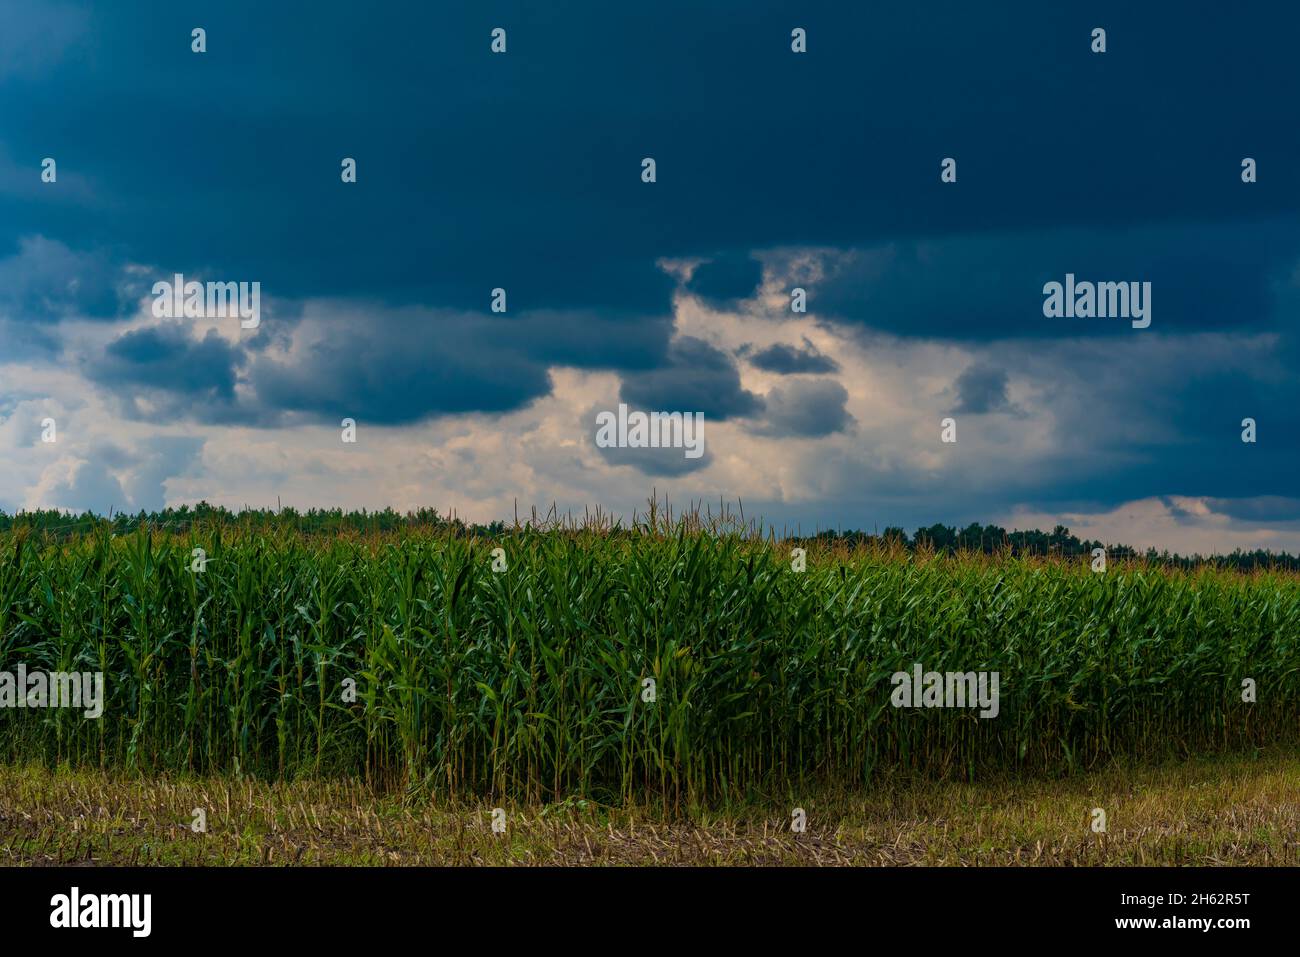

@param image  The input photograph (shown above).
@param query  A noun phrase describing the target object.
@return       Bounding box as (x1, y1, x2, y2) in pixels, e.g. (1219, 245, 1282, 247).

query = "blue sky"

(1, 1, 1298, 552)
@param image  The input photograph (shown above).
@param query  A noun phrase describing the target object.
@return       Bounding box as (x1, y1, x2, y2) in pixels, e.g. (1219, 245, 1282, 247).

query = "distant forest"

(0, 502, 1297, 572)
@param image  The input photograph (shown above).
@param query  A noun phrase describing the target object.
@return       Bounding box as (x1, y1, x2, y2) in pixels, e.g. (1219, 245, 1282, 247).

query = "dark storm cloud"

(1120, 366, 1300, 505)
(799, 220, 1300, 340)
(3, 0, 1300, 532)
(6, 2, 1296, 325)
(594, 440, 712, 477)
(87, 323, 246, 414)
(80, 306, 680, 427)
(619, 336, 762, 420)
(745, 339, 839, 374)
(1204, 497, 1300, 523)
(752, 379, 853, 438)
(684, 253, 763, 308)
(0, 237, 123, 321)
(246, 312, 555, 426)
(939, 337, 1300, 514)
(498, 309, 675, 372)
(952, 363, 1012, 414)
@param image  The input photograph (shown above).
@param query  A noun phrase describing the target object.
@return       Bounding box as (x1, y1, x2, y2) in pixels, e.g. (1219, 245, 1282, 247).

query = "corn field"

(1, 517, 1297, 807)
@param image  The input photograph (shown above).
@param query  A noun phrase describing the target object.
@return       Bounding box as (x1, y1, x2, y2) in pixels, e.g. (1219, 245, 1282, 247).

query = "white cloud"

(998, 496, 1300, 556)
(2, 251, 1298, 553)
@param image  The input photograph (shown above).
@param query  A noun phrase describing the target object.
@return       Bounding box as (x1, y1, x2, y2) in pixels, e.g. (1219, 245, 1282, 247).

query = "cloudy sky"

(1, 1, 1298, 553)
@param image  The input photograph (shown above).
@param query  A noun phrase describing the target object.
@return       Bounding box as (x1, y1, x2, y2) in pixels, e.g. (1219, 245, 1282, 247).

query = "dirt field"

(3, 748, 1297, 866)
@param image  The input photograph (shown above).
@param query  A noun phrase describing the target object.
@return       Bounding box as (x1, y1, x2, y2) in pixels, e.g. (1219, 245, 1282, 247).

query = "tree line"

(1, 504, 1296, 572)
